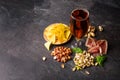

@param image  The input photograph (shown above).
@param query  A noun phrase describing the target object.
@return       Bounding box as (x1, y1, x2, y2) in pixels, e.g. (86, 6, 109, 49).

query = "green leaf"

(72, 47, 83, 53)
(96, 55, 106, 66)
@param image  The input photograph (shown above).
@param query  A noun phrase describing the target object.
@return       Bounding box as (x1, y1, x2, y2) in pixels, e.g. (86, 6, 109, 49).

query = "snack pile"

(43, 24, 108, 72)
(51, 46, 72, 63)
(73, 51, 95, 70)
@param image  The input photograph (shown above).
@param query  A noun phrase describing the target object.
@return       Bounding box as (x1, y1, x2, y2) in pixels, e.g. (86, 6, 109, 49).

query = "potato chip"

(44, 41, 51, 50)
(49, 34, 56, 43)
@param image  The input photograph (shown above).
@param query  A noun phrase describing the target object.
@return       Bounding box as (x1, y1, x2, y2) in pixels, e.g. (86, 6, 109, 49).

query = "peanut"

(51, 46, 72, 63)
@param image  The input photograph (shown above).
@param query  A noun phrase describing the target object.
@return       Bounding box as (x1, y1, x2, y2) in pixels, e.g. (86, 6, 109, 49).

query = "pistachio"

(98, 26, 103, 31)
(61, 64, 65, 68)
(42, 56, 47, 61)
(72, 67, 76, 71)
(88, 26, 91, 32)
(53, 56, 57, 60)
(87, 33, 91, 38)
(73, 52, 95, 70)
(95, 62, 98, 66)
(85, 26, 96, 38)
(84, 34, 88, 37)
(90, 26, 96, 32)
(90, 32, 95, 37)
(85, 70, 90, 75)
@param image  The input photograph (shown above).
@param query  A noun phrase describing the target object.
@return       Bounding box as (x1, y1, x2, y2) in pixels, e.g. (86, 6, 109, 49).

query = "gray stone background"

(0, 0, 120, 80)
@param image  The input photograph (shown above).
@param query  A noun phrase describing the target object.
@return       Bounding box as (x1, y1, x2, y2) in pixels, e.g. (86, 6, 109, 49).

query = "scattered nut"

(98, 26, 103, 31)
(53, 56, 57, 60)
(87, 33, 91, 38)
(95, 62, 98, 66)
(84, 34, 88, 37)
(61, 64, 65, 68)
(90, 32, 95, 37)
(42, 56, 47, 61)
(83, 50, 87, 54)
(72, 67, 76, 71)
(91, 26, 95, 32)
(85, 70, 90, 75)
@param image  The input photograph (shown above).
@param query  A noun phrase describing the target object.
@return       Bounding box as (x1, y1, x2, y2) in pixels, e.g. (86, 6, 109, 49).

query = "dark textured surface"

(0, 0, 120, 80)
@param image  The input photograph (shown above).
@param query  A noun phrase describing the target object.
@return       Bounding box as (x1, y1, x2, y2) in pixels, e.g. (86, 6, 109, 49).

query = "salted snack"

(51, 46, 72, 63)
(43, 23, 71, 45)
(73, 51, 95, 70)
(44, 41, 51, 50)
(85, 26, 96, 38)
(61, 63, 65, 68)
(42, 56, 47, 61)
(98, 26, 103, 32)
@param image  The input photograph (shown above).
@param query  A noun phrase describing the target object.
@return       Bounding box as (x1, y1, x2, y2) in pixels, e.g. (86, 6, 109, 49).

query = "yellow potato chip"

(65, 30, 71, 39)
(44, 41, 51, 50)
(49, 34, 56, 43)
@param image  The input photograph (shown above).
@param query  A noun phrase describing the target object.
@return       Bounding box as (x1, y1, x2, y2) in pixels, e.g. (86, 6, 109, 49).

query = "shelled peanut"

(51, 46, 72, 63)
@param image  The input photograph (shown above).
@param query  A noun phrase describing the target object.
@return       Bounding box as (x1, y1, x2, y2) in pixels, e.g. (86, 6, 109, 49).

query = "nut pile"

(51, 46, 72, 63)
(85, 26, 96, 38)
(85, 25, 104, 38)
(73, 51, 95, 70)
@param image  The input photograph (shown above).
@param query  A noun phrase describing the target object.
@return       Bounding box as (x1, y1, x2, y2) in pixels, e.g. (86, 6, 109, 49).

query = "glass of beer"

(70, 8, 89, 45)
